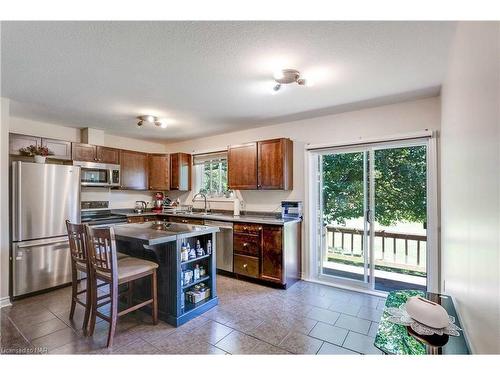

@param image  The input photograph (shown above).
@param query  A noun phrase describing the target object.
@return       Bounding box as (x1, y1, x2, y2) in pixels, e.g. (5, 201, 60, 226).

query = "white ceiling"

(1, 21, 455, 142)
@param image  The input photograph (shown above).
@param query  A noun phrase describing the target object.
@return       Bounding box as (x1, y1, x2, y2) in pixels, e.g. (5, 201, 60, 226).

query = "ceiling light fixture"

(137, 115, 167, 129)
(272, 69, 306, 92)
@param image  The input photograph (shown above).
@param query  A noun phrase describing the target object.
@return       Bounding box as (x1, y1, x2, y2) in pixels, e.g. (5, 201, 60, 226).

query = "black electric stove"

(81, 201, 128, 226)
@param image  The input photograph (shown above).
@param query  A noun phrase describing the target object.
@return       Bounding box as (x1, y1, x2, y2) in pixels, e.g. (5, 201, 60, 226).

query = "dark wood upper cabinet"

(72, 142, 97, 162)
(227, 142, 258, 190)
(96, 146, 120, 164)
(258, 138, 293, 190)
(9, 133, 41, 155)
(261, 225, 283, 283)
(72, 143, 119, 164)
(120, 150, 149, 190)
(148, 154, 170, 190)
(170, 153, 191, 191)
(41, 138, 72, 160)
(227, 138, 293, 190)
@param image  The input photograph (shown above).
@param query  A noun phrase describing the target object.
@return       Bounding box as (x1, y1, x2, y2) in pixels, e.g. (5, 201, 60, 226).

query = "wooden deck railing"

(326, 225, 427, 267)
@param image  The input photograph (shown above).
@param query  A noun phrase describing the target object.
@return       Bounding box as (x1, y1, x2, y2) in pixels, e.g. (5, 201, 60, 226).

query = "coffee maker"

(152, 192, 164, 213)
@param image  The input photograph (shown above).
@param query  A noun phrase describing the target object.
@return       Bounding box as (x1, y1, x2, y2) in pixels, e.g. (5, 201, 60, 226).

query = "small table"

(374, 290, 470, 354)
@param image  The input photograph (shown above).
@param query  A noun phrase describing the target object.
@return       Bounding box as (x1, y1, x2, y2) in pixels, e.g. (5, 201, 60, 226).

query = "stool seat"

(96, 257, 158, 282)
(117, 252, 130, 260)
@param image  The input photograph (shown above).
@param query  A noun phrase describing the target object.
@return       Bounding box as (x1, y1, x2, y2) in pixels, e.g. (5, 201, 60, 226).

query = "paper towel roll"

(233, 198, 240, 216)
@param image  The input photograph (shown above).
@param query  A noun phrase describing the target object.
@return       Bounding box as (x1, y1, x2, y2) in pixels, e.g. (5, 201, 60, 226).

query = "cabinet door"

(72, 143, 97, 162)
(127, 216, 145, 223)
(228, 142, 258, 189)
(9, 133, 41, 155)
(41, 138, 72, 160)
(167, 216, 203, 225)
(96, 146, 120, 164)
(261, 225, 283, 283)
(120, 150, 149, 190)
(148, 154, 170, 190)
(258, 138, 293, 190)
(170, 153, 191, 191)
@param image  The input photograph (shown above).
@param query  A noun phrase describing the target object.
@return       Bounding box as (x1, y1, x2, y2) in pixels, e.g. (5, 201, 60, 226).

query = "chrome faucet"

(192, 192, 208, 213)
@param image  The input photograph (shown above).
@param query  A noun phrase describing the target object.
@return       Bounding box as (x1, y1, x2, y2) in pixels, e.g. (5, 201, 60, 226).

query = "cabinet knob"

(243, 243, 248, 247)
(243, 227, 247, 231)
(258, 227, 262, 231)
(243, 264, 247, 268)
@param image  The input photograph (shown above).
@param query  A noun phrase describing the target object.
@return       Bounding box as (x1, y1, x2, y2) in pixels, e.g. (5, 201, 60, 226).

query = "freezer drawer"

(12, 236, 72, 297)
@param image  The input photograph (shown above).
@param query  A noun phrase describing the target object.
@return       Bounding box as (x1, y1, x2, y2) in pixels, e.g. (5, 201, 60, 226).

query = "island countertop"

(113, 221, 219, 246)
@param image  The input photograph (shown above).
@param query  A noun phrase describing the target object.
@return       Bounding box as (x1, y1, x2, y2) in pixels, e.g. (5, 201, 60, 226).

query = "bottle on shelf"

(187, 242, 196, 260)
(196, 239, 205, 257)
(194, 264, 200, 280)
(207, 240, 212, 255)
(181, 242, 189, 262)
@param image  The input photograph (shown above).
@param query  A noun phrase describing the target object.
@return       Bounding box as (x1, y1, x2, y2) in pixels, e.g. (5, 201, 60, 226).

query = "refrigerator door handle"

(17, 239, 69, 248)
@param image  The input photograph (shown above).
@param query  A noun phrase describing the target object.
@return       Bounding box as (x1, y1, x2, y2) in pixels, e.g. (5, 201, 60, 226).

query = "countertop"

(111, 209, 302, 226)
(113, 221, 219, 246)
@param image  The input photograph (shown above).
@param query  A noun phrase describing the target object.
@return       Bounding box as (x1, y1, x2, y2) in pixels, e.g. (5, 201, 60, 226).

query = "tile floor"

(0, 275, 386, 355)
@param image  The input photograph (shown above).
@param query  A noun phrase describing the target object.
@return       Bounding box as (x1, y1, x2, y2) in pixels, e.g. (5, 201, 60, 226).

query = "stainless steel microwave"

(73, 161, 120, 187)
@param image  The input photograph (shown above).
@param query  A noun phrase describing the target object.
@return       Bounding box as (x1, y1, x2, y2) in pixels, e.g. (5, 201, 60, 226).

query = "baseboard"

(0, 296, 12, 309)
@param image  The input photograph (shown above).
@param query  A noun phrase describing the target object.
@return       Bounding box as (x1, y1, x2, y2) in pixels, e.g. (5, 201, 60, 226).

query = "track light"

(272, 69, 306, 92)
(137, 115, 168, 129)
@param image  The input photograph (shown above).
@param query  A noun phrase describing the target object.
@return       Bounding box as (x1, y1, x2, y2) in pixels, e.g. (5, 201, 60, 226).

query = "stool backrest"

(84, 225, 119, 280)
(66, 220, 88, 264)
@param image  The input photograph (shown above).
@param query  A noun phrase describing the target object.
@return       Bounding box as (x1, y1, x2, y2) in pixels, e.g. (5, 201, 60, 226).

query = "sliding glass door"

(316, 141, 428, 292)
(319, 150, 371, 286)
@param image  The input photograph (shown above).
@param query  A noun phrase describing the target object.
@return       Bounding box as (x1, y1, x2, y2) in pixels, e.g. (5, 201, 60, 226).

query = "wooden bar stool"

(85, 225, 159, 347)
(65, 220, 93, 335)
(66, 221, 130, 335)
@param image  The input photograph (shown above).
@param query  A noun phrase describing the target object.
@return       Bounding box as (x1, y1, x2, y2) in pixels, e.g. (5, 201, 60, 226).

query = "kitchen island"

(113, 221, 219, 327)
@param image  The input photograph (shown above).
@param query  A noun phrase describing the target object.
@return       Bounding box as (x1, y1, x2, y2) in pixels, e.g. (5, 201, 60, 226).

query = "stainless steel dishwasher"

(204, 220, 233, 272)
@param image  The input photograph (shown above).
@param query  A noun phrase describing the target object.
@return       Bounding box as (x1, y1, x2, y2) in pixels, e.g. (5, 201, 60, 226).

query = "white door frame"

(304, 132, 439, 294)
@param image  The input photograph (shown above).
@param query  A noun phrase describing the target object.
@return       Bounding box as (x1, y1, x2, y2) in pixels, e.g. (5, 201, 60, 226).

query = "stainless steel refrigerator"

(11, 161, 80, 297)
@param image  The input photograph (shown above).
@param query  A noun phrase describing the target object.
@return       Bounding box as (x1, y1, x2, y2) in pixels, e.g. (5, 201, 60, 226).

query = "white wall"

(441, 22, 500, 354)
(0, 98, 10, 307)
(166, 97, 441, 212)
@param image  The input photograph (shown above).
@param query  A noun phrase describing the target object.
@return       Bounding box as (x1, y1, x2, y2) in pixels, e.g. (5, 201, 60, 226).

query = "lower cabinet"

(232, 222, 295, 287)
(127, 216, 145, 223)
(261, 226, 283, 283)
(233, 254, 260, 279)
(168, 216, 204, 225)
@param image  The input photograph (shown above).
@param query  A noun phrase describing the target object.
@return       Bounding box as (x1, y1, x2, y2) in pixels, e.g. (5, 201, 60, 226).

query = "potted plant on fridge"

(19, 145, 53, 163)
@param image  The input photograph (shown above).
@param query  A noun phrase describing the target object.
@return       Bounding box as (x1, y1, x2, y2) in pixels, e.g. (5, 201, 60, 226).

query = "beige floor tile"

(278, 331, 323, 354)
(215, 331, 261, 354)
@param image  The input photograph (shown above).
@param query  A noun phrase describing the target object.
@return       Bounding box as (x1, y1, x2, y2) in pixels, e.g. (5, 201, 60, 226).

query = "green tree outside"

(322, 146, 426, 227)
